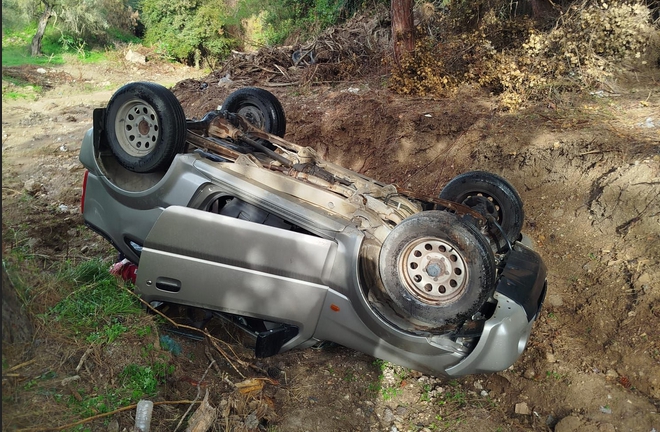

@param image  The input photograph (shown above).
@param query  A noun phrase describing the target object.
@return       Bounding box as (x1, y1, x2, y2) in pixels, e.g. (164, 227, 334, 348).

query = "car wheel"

(105, 82, 187, 173)
(221, 87, 286, 138)
(379, 210, 496, 327)
(439, 171, 524, 245)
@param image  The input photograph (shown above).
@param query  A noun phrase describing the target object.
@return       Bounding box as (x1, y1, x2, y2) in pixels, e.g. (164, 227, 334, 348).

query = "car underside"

(79, 82, 547, 377)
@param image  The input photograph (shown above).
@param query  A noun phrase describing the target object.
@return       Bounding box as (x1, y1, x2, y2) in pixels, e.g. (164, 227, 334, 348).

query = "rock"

(554, 415, 583, 432)
(547, 294, 564, 307)
(383, 408, 394, 422)
(605, 369, 618, 379)
(515, 402, 530, 415)
(551, 208, 565, 218)
(106, 418, 119, 432)
(23, 179, 43, 195)
(125, 50, 147, 64)
(546, 352, 557, 363)
(523, 368, 536, 379)
(636, 272, 651, 286)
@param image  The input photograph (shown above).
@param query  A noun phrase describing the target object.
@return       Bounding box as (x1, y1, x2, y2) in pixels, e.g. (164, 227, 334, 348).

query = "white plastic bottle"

(134, 399, 154, 432)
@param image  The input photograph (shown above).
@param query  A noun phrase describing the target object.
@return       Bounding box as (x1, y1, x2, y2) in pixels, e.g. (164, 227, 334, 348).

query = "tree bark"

(530, 0, 555, 21)
(2, 266, 33, 344)
(30, 1, 54, 57)
(391, 0, 415, 67)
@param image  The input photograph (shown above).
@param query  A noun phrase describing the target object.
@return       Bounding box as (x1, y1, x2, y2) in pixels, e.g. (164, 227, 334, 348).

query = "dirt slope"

(2, 60, 659, 431)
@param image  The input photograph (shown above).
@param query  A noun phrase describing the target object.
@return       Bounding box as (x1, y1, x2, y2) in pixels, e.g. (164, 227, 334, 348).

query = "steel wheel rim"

(237, 105, 266, 129)
(463, 194, 502, 223)
(114, 99, 160, 157)
(398, 237, 468, 305)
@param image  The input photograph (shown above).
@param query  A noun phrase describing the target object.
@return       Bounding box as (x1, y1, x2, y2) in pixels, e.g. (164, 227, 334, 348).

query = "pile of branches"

(207, 6, 392, 87)
(2, 65, 73, 89)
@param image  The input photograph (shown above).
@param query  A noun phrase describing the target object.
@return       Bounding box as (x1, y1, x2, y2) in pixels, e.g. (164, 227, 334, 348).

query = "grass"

(2, 25, 115, 101)
(2, 27, 66, 67)
(2, 255, 175, 429)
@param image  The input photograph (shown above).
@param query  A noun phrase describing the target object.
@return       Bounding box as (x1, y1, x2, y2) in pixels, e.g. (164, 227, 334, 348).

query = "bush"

(390, 0, 659, 109)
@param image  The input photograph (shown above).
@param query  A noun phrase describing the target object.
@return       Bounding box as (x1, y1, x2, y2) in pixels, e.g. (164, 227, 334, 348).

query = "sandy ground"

(2, 58, 659, 431)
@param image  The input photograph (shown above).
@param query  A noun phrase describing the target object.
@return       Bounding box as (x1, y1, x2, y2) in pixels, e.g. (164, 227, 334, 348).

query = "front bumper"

(446, 244, 547, 376)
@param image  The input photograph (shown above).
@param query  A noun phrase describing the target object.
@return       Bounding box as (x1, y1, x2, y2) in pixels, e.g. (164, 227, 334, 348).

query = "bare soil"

(2, 57, 659, 432)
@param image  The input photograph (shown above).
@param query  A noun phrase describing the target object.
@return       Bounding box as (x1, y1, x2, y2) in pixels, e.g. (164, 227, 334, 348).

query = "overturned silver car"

(79, 82, 547, 377)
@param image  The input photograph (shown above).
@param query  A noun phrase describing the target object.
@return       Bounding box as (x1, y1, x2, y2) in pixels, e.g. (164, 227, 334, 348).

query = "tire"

(221, 87, 286, 138)
(439, 171, 524, 245)
(379, 211, 496, 327)
(105, 82, 187, 173)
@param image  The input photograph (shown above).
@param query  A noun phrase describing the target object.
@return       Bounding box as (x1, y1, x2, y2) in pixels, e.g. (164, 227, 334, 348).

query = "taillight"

(81, 170, 89, 214)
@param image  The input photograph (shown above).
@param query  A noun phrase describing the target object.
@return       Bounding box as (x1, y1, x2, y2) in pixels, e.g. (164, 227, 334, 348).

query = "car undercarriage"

(79, 82, 547, 377)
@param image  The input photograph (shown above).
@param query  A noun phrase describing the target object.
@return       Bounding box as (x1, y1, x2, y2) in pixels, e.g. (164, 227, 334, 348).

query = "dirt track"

(2, 60, 659, 431)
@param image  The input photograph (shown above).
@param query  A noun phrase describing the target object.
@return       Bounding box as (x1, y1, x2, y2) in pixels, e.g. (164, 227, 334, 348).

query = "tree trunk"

(530, 0, 555, 21)
(30, 2, 54, 57)
(2, 266, 33, 344)
(391, 0, 415, 67)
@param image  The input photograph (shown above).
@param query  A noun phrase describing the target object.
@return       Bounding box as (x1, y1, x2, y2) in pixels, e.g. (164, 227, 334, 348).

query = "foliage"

(119, 362, 175, 398)
(391, 0, 659, 109)
(2, 0, 139, 57)
(243, 0, 380, 45)
(139, 0, 237, 65)
(1, 0, 35, 31)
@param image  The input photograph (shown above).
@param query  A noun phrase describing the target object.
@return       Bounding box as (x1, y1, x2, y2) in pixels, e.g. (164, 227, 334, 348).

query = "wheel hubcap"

(115, 100, 160, 157)
(399, 237, 468, 305)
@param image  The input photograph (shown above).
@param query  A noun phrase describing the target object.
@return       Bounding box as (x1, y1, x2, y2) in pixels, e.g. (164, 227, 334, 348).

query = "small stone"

(547, 294, 564, 307)
(383, 408, 394, 422)
(554, 416, 583, 432)
(637, 273, 651, 285)
(107, 419, 119, 432)
(23, 179, 43, 195)
(515, 402, 530, 415)
(80, 245, 89, 254)
(546, 352, 557, 363)
(598, 423, 616, 432)
(524, 368, 536, 379)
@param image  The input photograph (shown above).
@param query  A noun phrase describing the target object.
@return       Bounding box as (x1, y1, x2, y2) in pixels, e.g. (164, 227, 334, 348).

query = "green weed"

(119, 362, 172, 399)
(381, 386, 402, 401)
(420, 384, 432, 402)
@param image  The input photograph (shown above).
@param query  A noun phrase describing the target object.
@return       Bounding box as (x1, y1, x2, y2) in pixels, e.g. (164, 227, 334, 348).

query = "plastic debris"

(135, 399, 153, 432)
(109, 258, 138, 284)
(639, 117, 656, 128)
(599, 405, 612, 414)
(159, 335, 182, 356)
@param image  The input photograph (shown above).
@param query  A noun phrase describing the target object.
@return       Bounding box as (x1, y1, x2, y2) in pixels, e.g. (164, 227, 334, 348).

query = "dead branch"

(15, 400, 202, 432)
(173, 360, 216, 432)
